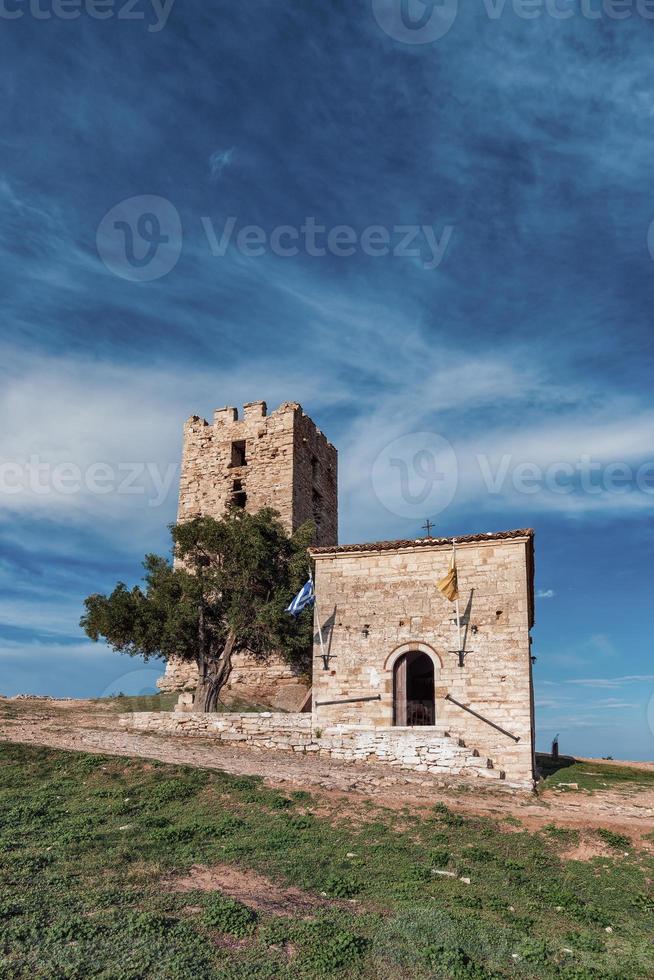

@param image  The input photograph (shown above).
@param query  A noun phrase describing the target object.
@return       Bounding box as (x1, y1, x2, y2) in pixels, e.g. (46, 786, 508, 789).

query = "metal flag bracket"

(449, 648, 470, 668)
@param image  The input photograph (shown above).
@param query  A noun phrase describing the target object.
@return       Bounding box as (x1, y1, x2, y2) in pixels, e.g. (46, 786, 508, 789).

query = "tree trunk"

(196, 630, 236, 712)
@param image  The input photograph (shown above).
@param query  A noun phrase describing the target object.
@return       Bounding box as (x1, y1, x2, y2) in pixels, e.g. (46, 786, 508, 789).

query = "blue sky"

(1, 1, 653, 760)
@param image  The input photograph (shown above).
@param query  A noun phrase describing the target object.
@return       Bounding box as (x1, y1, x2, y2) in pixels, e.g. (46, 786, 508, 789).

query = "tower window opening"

(312, 488, 323, 528)
(231, 440, 247, 467)
(231, 488, 247, 509)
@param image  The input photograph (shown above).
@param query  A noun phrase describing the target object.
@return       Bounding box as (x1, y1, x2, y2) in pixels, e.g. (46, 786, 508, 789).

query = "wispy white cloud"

(0, 639, 107, 662)
(324, 311, 654, 538)
(594, 698, 638, 709)
(536, 696, 571, 710)
(536, 694, 638, 712)
(566, 675, 654, 689)
(538, 717, 624, 731)
(0, 348, 350, 544)
(537, 589, 556, 599)
(209, 146, 236, 181)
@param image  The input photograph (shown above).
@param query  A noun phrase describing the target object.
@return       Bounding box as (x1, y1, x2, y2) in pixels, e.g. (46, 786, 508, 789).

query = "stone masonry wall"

(121, 711, 314, 749)
(156, 657, 198, 693)
(177, 400, 337, 546)
(291, 409, 338, 545)
(309, 535, 535, 788)
(119, 712, 526, 788)
(157, 652, 310, 712)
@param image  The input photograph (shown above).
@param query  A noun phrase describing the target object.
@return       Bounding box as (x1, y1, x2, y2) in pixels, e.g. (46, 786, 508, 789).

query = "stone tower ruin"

(157, 400, 337, 706)
(178, 400, 337, 545)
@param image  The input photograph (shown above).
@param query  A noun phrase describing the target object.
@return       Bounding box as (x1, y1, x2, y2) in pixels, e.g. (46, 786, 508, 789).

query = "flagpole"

(309, 568, 328, 667)
(314, 593, 328, 665)
(453, 539, 462, 653)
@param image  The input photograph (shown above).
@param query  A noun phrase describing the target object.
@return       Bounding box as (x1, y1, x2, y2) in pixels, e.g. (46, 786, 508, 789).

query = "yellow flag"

(437, 550, 459, 602)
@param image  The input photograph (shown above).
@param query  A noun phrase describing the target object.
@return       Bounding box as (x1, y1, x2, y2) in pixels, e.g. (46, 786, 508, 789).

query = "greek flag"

(286, 577, 315, 617)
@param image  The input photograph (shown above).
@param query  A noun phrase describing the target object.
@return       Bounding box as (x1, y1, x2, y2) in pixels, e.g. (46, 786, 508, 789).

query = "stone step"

(427, 735, 506, 782)
(343, 725, 453, 738)
(475, 767, 504, 780)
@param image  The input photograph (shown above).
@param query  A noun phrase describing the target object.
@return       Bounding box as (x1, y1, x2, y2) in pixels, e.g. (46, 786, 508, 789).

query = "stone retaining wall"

(120, 711, 314, 750)
(118, 712, 534, 790)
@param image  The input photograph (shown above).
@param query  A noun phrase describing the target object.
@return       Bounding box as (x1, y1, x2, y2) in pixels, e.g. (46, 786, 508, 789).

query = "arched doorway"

(393, 651, 435, 726)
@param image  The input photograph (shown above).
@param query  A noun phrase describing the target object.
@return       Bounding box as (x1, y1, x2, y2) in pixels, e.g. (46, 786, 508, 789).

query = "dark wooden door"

(394, 655, 407, 726)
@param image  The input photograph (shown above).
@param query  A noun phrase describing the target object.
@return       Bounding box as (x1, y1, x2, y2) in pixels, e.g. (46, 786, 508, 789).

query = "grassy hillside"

(1, 742, 652, 979)
(537, 754, 654, 793)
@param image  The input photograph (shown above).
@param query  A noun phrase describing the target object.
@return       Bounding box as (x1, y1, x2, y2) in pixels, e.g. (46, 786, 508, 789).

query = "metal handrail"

(445, 694, 520, 742)
(315, 694, 382, 707)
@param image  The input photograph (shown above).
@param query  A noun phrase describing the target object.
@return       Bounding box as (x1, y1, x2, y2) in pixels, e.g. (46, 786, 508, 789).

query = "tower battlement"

(178, 400, 337, 546)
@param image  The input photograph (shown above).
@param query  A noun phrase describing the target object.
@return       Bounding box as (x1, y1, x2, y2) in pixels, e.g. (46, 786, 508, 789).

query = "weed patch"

(202, 894, 258, 936)
(596, 828, 631, 850)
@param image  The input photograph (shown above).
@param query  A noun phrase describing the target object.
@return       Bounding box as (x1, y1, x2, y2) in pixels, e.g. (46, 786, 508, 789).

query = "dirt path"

(1, 698, 653, 840)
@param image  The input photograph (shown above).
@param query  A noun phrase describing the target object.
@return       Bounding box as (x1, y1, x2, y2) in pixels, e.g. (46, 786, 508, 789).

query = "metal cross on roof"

(422, 519, 435, 537)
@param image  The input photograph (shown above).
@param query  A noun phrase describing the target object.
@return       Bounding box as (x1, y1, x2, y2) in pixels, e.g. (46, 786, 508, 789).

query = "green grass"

(92, 693, 277, 714)
(537, 754, 654, 793)
(1, 742, 653, 978)
(596, 829, 632, 851)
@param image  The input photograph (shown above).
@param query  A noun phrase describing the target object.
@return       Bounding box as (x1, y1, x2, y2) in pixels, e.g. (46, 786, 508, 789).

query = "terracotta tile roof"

(309, 528, 534, 556)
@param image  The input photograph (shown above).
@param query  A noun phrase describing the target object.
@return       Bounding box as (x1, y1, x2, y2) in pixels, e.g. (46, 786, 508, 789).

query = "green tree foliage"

(81, 509, 315, 711)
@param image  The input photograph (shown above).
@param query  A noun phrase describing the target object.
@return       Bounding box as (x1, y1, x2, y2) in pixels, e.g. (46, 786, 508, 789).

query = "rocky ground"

(1, 696, 652, 843)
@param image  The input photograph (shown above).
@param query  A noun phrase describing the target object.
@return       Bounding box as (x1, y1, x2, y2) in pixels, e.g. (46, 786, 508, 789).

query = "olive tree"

(81, 509, 314, 711)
